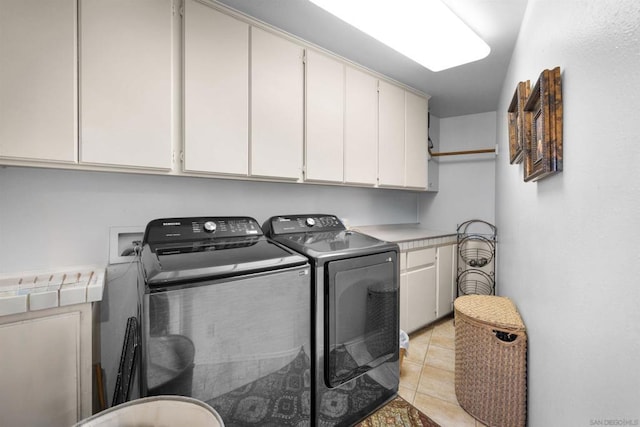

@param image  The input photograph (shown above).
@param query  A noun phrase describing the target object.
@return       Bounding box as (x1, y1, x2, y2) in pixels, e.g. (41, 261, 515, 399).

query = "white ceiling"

(215, 0, 528, 118)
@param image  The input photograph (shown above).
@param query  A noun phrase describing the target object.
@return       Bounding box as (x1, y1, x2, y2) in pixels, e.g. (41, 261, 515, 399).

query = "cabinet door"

(344, 66, 378, 186)
(251, 27, 304, 180)
(80, 0, 173, 169)
(407, 247, 436, 269)
(400, 272, 408, 332)
(378, 80, 405, 187)
(305, 50, 344, 183)
(437, 244, 456, 317)
(405, 91, 428, 189)
(406, 265, 437, 333)
(0, 312, 82, 426)
(0, 0, 77, 163)
(183, 1, 248, 175)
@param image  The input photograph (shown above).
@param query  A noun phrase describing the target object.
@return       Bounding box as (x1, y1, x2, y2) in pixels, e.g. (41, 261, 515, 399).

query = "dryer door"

(325, 251, 399, 388)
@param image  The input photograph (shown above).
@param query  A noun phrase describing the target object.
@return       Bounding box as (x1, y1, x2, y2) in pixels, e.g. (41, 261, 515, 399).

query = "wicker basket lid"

(454, 295, 525, 330)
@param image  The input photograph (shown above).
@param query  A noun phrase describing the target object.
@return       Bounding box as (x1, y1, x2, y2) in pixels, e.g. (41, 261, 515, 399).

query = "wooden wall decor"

(523, 66, 563, 182)
(507, 80, 530, 164)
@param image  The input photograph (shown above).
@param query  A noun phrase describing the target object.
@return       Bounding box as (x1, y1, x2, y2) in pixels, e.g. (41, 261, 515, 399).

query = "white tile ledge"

(0, 265, 105, 316)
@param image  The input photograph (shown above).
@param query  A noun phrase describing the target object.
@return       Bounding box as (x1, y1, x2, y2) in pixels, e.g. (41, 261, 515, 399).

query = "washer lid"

(140, 216, 308, 286)
(142, 237, 308, 286)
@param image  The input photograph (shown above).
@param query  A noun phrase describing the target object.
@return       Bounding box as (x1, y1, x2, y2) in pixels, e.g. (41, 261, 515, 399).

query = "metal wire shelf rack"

(457, 220, 497, 296)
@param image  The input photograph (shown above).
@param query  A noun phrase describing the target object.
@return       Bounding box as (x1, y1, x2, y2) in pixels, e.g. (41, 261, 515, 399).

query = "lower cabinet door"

(0, 311, 84, 426)
(406, 265, 437, 333)
(436, 244, 456, 317)
(400, 272, 408, 332)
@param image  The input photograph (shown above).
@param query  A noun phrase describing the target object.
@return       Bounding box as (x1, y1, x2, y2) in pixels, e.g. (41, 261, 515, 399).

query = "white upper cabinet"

(405, 91, 428, 189)
(0, 0, 77, 163)
(378, 80, 405, 187)
(379, 80, 429, 189)
(79, 0, 173, 169)
(344, 66, 378, 186)
(305, 50, 344, 183)
(0, 1, 431, 189)
(183, 0, 249, 175)
(250, 27, 304, 181)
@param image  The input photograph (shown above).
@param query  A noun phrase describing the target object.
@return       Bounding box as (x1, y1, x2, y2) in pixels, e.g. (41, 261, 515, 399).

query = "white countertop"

(353, 223, 456, 243)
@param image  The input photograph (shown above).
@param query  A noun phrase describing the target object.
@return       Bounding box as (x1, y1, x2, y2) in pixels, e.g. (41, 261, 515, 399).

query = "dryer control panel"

(265, 214, 345, 235)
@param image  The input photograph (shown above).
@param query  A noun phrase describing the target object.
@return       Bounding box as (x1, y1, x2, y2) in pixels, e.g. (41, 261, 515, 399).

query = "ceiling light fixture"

(309, 0, 491, 72)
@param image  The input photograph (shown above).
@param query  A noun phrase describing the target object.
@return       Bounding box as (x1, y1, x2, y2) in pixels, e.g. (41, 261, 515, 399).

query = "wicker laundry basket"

(454, 295, 527, 427)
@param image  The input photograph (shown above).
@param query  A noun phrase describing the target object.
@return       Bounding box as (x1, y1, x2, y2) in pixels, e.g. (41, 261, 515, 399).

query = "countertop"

(352, 223, 456, 243)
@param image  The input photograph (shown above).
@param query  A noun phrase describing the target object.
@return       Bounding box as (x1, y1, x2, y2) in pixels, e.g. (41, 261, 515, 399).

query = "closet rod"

(428, 148, 496, 157)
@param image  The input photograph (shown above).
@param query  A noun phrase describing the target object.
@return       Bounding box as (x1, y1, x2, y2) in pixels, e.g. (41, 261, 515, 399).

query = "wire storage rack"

(457, 220, 497, 296)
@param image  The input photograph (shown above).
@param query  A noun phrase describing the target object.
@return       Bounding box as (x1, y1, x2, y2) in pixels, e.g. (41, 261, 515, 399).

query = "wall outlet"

(109, 226, 144, 265)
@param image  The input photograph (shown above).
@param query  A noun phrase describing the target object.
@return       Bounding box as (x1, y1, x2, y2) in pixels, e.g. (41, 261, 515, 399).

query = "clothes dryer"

(263, 214, 400, 426)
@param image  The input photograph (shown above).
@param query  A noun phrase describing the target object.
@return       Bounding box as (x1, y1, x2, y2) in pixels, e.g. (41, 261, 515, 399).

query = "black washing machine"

(263, 214, 400, 426)
(138, 216, 312, 426)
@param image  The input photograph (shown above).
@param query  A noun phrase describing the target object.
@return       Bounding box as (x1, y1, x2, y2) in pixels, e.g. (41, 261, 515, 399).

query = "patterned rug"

(206, 347, 395, 426)
(207, 348, 310, 426)
(355, 396, 441, 427)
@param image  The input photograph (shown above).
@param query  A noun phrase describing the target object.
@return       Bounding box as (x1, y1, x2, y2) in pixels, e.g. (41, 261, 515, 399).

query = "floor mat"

(206, 348, 310, 426)
(355, 396, 441, 427)
(206, 347, 393, 426)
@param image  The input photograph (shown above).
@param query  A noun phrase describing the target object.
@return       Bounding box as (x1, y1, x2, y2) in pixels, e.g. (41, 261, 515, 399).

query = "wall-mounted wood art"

(523, 66, 563, 182)
(508, 80, 530, 164)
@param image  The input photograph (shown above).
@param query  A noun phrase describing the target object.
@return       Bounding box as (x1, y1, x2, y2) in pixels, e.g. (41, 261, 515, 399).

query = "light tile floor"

(399, 316, 486, 427)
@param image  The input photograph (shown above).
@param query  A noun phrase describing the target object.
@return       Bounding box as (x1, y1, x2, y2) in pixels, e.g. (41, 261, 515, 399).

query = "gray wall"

(0, 165, 421, 404)
(495, 0, 640, 425)
(419, 112, 496, 231)
(0, 165, 420, 273)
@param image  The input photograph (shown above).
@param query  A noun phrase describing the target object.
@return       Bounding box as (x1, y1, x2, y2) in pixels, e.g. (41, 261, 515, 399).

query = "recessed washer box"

(109, 226, 144, 264)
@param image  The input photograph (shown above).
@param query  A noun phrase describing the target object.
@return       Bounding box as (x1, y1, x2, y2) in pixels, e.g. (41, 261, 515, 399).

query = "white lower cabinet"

(0, 304, 93, 426)
(406, 264, 437, 333)
(437, 244, 457, 317)
(400, 242, 456, 334)
(399, 272, 409, 332)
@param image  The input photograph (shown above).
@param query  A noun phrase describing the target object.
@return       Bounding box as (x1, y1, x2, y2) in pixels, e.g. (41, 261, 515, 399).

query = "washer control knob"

(305, 217, 316, 227)
(203, 221, 217, 233)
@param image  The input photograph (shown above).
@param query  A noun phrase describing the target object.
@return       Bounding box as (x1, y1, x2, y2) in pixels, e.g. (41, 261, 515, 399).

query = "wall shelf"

(429, 147, 496, 157)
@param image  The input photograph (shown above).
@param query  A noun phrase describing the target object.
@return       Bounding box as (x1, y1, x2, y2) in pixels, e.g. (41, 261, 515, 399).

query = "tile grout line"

(413, 318, 484, 426)
(412, 332, 430, 405)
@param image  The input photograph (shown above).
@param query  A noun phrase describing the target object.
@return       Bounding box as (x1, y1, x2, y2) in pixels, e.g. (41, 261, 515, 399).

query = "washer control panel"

(267, 215, 345, 235)
(145, 217, 262, 244)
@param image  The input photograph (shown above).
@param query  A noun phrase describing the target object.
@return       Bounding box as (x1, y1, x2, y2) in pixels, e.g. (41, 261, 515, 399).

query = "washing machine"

(138, 216, 312, 426)
(263, 214, 400, 426)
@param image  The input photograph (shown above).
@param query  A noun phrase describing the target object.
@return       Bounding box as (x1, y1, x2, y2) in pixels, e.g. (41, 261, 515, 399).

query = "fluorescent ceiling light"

(309, 0, 491, 72)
